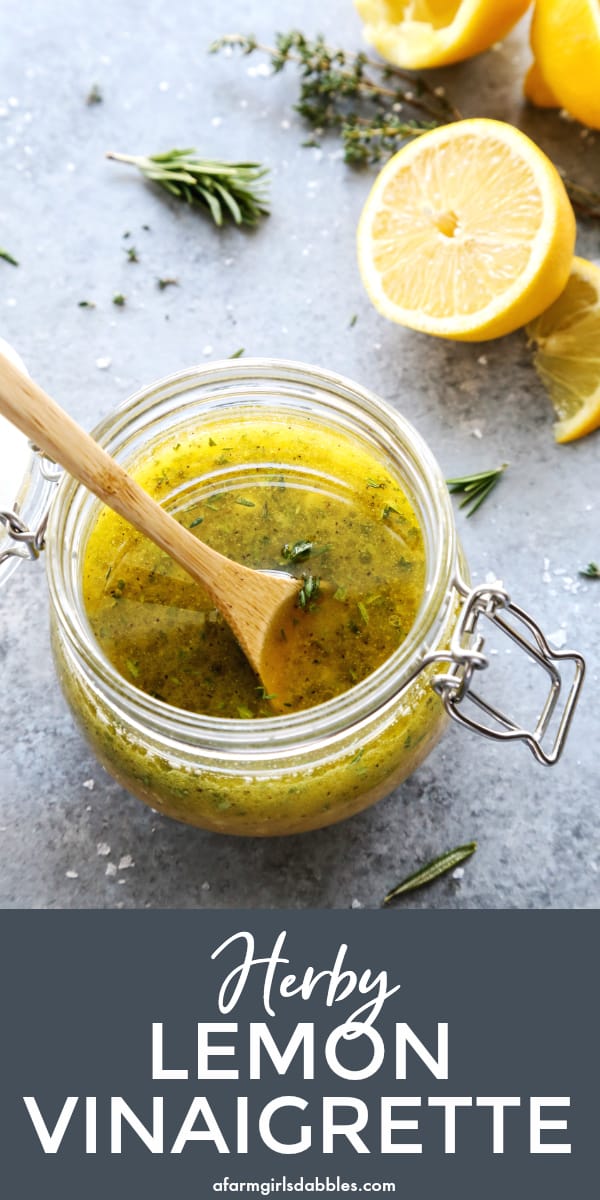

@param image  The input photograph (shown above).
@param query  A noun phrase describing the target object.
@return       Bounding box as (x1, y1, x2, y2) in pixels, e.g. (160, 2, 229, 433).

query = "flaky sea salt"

(97, 842, 111, 857)
(118, 854, 135, 870)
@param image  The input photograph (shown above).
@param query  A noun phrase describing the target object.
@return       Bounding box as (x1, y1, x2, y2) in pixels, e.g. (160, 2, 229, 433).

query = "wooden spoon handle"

(0, 351, 240, 598)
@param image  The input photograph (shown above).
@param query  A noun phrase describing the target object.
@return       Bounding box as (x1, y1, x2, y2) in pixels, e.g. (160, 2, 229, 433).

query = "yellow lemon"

(355, 0, 531, 69)
(523, 61, 559, 109)
(526, 257, 600, 443)
(528, 0, 600, 129)
(357, 118, 576, 342)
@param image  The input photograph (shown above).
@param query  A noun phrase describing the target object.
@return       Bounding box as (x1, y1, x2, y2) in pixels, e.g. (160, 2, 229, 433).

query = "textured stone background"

(0, 0, 598, 908)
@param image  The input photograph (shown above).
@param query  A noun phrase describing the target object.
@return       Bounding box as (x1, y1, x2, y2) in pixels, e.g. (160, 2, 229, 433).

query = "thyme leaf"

(579, 561, 600, 578)
(383, 842, 477, 904)
(446, 464, 508, 516)
(107, 148, 270, 227)
(0, 248, 18, 267)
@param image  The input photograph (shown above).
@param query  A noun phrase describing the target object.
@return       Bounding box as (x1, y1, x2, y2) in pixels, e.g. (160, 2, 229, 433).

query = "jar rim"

(46, 357, 459, 754)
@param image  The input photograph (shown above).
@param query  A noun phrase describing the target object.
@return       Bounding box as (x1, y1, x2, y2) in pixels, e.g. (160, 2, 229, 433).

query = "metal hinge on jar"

(0, 448, 61, 566)
(421, 578, 585, 766)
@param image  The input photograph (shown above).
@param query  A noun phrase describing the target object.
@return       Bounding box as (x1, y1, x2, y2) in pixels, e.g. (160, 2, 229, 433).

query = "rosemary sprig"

(211, 32, 460, 165)
(0, 248, 18, 266)
(106, 148, 269, 227)
(383, 843, 477, 905)
(579, 561, 600, 578)
(446, 464, 508, 517)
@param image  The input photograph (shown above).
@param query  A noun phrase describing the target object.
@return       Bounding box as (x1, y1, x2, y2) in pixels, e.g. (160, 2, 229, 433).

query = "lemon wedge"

(526, 257, 600, 443)
(528, 0, 600, 129)
(357, 118, 576, 342)
(355, 0, 531, 69)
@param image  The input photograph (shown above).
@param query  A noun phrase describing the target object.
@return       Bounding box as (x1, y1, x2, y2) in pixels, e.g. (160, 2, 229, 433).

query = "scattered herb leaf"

(0, 248, 18, 267)
(86, 83, 103, 106)
(446, 464, 508, 516)
(282, 540, 313, 562)
(157, 276, 178, 290)
(229, 347, 245, 357)
(357, 601, 369, 625)
(78, 299, 95, 308)
(383, 842, 477, 905)
(367, 478, 385, 489)
(107, 148, 270, 227)
(112, 292, 126, 306)
(126, 658, 140, 678)
(298, 572, 320, 609)
(125, 246, 139, 263)
(189, 516, 204, 528)
(256, 685, 278, 700)
(580, 561, 600, 578)
(349, 313, 358, 328)
(237, 705, 254, 719)
(235, 497, 255, 507)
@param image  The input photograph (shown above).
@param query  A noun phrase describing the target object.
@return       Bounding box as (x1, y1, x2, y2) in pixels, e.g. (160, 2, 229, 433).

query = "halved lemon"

(528, 0, 600, 129)
(356, 118, 576, 342)
(526, 257, 600, 443)
(355, 0, 531, 69)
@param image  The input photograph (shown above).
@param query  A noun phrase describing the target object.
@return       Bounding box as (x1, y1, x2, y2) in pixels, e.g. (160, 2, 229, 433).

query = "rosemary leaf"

(0, 248, 18, 266)
(107, 148, 269, 227)
(383, 843, 477, 905)
(579, 561, 600, 578)
(446, 464, 508, 516)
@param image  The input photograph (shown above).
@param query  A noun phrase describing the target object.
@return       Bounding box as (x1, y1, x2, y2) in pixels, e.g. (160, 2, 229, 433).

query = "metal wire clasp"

(422, 578, 585, 765)
(0, 445, 61, 568)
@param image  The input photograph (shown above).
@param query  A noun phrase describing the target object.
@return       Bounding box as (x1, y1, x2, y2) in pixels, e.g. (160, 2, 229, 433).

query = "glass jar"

(28, 360, 585, 836)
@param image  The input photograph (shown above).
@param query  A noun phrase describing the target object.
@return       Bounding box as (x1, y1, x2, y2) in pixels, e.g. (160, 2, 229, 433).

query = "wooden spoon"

(0, 352, 300, 689)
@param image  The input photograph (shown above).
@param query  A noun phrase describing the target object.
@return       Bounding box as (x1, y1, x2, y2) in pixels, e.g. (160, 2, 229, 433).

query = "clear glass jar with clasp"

(1, 356, 586, 836)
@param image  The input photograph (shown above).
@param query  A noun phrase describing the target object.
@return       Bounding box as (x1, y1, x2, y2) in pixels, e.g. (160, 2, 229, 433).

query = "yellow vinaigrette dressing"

(83, 413, 426, 717)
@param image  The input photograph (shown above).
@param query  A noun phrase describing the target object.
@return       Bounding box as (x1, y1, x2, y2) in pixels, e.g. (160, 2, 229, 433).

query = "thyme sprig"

(446, 464, 508, 517)
(561, 177, 600, 221)
(106, 149, 269, 227)
(383, 843, 477, 904)
(212, 33, 600, 219)
(211, 32, 460, 164)
(579, 561, 600, 578)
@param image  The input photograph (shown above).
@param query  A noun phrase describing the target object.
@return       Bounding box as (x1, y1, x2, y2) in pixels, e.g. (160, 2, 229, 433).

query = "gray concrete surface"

(0, 0, 598, 909)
